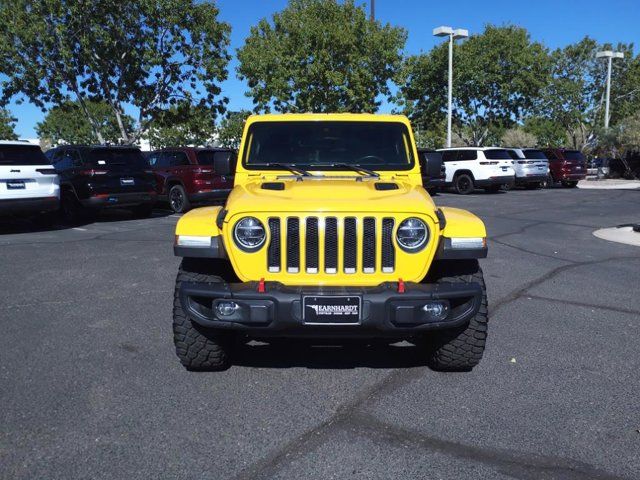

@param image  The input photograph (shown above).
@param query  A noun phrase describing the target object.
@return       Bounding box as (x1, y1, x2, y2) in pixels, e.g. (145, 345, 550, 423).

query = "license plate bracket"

(303, 295, 361, 325)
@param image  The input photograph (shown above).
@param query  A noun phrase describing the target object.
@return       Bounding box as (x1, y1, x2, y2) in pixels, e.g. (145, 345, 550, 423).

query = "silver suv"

(0, 141, 60, 216)
(505, 148, 550, 189)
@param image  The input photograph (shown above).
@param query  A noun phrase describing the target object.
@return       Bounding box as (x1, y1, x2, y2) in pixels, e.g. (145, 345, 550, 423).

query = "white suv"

(0, 141, 60, 217)
(505, 148, 550, 189)
(437, 147, 515, 194)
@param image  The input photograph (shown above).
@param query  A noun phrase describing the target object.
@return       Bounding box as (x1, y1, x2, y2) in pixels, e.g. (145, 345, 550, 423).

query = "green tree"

(523, 117, 566, 147)
(237, 0, 406, 113)
(36, 101, 134, 145)
(0, 109, 18, 140)
(399, 25, 551, 146)
(0, 0, 230, 144)
(217, 110, 251, 149)
(146, 103, 217, 149)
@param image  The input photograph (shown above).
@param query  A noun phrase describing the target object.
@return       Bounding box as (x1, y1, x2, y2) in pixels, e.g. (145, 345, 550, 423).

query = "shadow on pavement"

(230, 340, 429, 370)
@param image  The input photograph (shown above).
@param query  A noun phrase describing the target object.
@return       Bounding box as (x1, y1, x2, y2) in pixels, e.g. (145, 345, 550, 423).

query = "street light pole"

(596, 50, 624, 129)
(433, 26, 468, 148)
(370, 0, 374, 21)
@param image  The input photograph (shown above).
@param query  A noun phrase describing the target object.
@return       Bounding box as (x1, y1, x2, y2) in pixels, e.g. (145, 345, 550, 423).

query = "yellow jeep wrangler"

(172, 114, 488, 371)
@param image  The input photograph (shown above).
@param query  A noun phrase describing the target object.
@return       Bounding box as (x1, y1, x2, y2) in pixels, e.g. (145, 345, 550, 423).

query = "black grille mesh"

(362, 217, 376, 272)
(343, 217, 357, 272)
(305, 217, 319, 271)
(267, 218, 281, 271)
(286, 218, 300, 271)
(381, 218, 395, 272)
(324, 217, 338, 272)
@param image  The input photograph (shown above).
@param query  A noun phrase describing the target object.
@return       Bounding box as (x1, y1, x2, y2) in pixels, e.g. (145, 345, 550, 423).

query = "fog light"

(422, 301, 449, 321)
(216, 301, 239, 317)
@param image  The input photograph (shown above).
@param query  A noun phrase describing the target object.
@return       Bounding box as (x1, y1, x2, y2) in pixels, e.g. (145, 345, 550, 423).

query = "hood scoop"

(261, 182, 285, 191)
(374, 182, 399, 191)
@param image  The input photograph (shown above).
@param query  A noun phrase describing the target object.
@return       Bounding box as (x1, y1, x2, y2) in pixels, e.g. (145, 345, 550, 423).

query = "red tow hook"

(397, 278, 405, 294)
(258, 277, 266, 293)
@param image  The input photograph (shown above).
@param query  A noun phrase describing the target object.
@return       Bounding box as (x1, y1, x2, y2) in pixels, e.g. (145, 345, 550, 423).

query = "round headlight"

(396, 217, 429, 252)
(233, 217, 266, 251)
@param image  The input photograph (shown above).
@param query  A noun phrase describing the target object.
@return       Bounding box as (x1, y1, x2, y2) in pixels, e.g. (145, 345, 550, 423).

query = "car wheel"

(60, 190, 89, 225)
(454, 174, 474, 195)
(169, 184, 190, 213)
(418, 259, 488, 371)
(173, 259, 234, 371)
(541, 174, 553, 188)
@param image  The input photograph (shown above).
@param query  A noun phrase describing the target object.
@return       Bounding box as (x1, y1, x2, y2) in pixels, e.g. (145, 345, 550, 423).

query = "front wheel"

(453, 174, 474, 195)
(173, 259, 234, 371)
(418, 260, 488, 371)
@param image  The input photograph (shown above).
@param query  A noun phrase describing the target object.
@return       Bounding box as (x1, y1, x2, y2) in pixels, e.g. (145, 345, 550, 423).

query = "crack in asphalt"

(524, 294, 640, 316)
(345, 413, 631, 480)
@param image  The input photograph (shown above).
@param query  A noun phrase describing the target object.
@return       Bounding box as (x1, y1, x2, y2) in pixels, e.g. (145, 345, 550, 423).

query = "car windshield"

(523, 150, 547, 160)
(87, 148, 148, 169)
(484, 149, 512, 160)
(564, 150, 585, 161)
(0, 145, 49, 165)
(243, 121, 414, 171)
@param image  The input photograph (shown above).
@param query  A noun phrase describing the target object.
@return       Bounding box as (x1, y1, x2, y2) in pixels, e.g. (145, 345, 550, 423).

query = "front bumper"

(179, 280, 483, 338)
(0, 196, 59, 215)
(81, 192, 156, 209)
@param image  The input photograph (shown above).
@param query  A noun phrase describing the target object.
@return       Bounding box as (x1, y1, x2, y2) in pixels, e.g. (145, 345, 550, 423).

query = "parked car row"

(0, 141, 238, 223)
(418, 147, 587, 194)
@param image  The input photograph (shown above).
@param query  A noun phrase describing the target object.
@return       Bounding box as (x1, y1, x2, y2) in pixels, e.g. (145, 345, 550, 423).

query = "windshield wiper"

(265, 163, 314, 177)
(332, 163, 380, 179)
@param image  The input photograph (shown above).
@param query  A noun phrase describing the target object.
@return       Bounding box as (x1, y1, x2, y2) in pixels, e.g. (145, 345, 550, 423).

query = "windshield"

(87, 148, 148, 169)
(0, 145, 49, 166)
(243, 121, 414, 171)
(484, 149, 512, 160)
(564, 150, 585, 162)
(523, 150, 547, 160)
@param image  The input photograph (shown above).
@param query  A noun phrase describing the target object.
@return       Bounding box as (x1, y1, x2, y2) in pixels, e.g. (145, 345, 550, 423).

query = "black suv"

(417, 148, 446, 193)
(46, 145, 157, 222)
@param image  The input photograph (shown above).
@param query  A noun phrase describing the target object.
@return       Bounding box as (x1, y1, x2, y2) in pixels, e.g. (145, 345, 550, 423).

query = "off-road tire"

(169, 184, 190, 213)
(173, 258, 234, 371)
(420, 259, 488, 371)
(454, 174, 475, 195)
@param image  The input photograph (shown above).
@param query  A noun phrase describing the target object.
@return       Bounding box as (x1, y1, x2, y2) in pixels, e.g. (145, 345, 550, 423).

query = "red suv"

(541, 148, 587, 188)
(148, 147, 236, 213)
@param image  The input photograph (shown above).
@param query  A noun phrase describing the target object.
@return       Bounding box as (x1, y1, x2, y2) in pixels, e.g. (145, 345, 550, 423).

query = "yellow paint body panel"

(175, 114, 487, 286)
(439, 207, 487, 238)
(175, 206, 223, 237)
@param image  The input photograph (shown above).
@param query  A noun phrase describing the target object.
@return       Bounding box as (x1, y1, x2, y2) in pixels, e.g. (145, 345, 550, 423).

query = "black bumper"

(179, 280, 483, 338)
(189, 189, 232, 203)
(0, 196, 59, 215)
(81, 192, 156, 209)
(515, 174, 547, 185)
(475, 175, 515, 187)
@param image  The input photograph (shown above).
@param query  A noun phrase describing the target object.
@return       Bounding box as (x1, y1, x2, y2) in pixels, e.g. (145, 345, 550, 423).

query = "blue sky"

(6, 0, 640, 138)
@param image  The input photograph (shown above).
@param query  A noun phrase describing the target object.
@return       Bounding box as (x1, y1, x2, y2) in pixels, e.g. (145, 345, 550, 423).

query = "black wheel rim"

(170, 188, 184, 212)
(458, 177, 472, 193)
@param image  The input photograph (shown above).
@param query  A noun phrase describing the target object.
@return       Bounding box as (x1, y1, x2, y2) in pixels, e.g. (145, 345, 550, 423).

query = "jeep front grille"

(267, 216, 396, 274)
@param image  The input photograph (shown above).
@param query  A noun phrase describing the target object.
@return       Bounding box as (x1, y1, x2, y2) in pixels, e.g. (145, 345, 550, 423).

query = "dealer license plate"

(303, 296, 361, 324)
(7, 181, 25, 189)
(120, 177, 135, 186)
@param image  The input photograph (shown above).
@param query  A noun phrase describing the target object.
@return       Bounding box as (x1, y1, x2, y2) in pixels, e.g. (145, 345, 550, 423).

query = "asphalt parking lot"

(1, 187, 639, 480)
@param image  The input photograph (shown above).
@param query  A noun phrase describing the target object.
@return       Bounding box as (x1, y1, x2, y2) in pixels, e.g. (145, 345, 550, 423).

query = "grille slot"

(305, 217, 319, 273)
(286, 218, 300, 273)
(343, 217, 357, 274)
(362, 217, 376, 273)
(325, 217, 338, 273)
(381, 218, 395, 273)
(267, 218, 281, 272)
